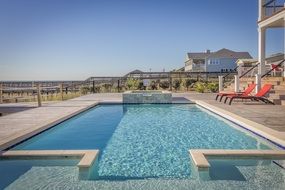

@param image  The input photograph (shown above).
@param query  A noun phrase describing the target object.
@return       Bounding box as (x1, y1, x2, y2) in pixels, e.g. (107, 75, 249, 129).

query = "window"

(208, 59, 220, 65)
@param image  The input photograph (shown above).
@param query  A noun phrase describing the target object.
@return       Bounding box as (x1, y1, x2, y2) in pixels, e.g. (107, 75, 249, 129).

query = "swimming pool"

(10, 104, 278, 180)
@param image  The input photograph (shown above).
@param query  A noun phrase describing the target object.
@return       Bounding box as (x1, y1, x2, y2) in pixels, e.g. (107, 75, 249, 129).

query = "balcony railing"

(263, 0, 285, 17)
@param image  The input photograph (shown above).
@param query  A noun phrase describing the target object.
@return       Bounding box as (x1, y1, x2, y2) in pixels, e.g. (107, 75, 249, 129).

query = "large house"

(184, 48, 252, 72)
(258, 0, 285, 76)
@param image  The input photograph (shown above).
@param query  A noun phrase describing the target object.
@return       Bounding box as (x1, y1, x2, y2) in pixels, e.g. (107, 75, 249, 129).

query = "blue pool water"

(2, 158, 285, 190)
(0, 158, 78, 190)
(12, 104, 275, 180)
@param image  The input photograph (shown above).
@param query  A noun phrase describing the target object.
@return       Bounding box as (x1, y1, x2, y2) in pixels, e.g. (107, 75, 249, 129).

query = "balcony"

(259, 0, 285, 28)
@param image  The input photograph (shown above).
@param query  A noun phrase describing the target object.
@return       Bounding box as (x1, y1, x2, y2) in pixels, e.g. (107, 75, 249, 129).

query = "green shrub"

(138, 81, 144, 90)
(194, 82, 206, 93)
(126, 78, 140, 90)
(101, 83, 113, 92)
(183, 79, 197, 90)
(172, 79, 181, 91)
(94, 85, 101, 93)
(80, 86, 90, 95)
(207, 82, 219, 92)
(150, 81, 158, 90)
(159, 80, 170, 89)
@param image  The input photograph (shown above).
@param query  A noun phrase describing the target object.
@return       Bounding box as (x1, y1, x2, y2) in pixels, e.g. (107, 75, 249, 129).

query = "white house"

(184, 48, 252, 72)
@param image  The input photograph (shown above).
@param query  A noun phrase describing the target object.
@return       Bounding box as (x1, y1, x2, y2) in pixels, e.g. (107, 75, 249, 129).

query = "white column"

(234, 75, 239, 92)
(218, 76, 223, 92)
(0, 83, 2, 104)
(283, 16, 285, 77)
(258, 0, 266, 21)
(255, 74, 261, 93)
(258, 27, 266, 75)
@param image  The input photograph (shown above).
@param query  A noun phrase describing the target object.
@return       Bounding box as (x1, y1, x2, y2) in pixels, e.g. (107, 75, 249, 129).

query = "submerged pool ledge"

(0, 150, 99, 169)
(189, 149, 285, 171)
(195, 100, 285, 148)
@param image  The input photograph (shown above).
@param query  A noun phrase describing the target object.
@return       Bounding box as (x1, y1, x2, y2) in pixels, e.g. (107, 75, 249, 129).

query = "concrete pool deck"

(0, 92, 285, 150)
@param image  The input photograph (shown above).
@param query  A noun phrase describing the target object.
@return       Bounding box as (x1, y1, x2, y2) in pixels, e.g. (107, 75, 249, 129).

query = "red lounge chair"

(224, 84, 274, 105)
(215, 83, 256, 102)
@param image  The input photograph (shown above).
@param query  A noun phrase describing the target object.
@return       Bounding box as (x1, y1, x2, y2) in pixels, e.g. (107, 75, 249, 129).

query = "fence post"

(234, 75, 240, 92)
(218, 76, 224, 92)
(36, 84, 42, 107)
(169, 77, 172, 91)
(92, 81, 95, 93)
(283, 61, 285, 77)
(255, 74, 261, 94)
(0, 83, 3, 104)
(60, 83, 64, 101)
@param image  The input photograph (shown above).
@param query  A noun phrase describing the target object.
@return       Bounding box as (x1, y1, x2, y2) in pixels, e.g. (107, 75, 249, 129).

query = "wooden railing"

(0, 83, 84, 106)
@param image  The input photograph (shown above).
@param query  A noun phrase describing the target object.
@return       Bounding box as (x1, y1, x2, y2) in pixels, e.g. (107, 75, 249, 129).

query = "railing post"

(60, 83, 64, 101)
(283, 63, 285, 77)
(283, 51, 285, 77)
(169, 77, 172, 91)
(36, 84, 42, 107)
(92, 81, 95, 93)
(255, 74, 261, 94)
(218, 76, 224, 92)
(234, 75, 240, 92)
(0, 83, 3, 104)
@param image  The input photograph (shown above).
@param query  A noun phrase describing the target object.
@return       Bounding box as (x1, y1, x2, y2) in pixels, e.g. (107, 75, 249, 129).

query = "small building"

(236, 53, 284, 77)
(236, 59, 258, 77)
(184, 48, 252, 72)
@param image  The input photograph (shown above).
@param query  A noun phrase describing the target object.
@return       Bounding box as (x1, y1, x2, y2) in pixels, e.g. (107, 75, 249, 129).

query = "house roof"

(265, 53, 284, 62)
(124, 69, 143, 77)
(187, 52, 211, 59)
(175, 67, 185, 72)
(186, 48, 252, 60)
(128, 69, 143, 74)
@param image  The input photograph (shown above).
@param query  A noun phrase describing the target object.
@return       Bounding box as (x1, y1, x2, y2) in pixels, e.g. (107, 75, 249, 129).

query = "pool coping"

(0, 150, 99, 168)
(189, 149, 285, 171)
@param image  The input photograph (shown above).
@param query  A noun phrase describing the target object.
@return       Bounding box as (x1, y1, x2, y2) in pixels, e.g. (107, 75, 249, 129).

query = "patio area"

(0, 92, 285, 151)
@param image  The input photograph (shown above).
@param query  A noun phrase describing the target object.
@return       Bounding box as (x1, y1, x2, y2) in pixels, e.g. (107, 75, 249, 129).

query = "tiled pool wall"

(123, 91, 172, 103)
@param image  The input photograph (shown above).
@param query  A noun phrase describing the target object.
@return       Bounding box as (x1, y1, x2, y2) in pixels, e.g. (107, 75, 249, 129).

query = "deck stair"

(224, 77, 285, 105)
